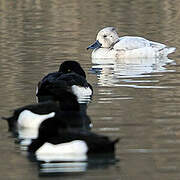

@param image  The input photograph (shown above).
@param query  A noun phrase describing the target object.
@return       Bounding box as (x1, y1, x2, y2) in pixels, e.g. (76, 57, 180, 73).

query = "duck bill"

(87, 40, 102, 50)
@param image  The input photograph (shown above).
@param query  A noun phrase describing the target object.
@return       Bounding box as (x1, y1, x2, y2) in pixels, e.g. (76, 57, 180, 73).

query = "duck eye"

(103, 35, 107, 38)
(112, 27, 115, 31)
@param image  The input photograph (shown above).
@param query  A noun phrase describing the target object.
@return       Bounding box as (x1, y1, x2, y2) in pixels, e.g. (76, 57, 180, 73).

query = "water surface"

(1, 0, 180, 179)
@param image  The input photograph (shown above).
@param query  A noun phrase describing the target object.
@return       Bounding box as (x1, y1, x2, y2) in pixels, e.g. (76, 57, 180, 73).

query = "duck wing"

(29, 129, 119, 154)
(37, 72, 88, 96)
(114, 36, 151, 50)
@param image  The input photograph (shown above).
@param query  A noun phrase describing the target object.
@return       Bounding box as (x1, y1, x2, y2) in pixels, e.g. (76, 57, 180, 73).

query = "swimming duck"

(3, 91, 91, 136)
(28, 107, 118, 160)
(87, 27, 176, 59)
(36, 61, 93, 103)
(28, 128, 119, 160)
(3, 101, 58, 132)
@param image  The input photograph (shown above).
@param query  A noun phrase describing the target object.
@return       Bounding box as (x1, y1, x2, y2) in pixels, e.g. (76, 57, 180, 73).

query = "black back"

(37, 61, 92, 102)
(59, 61, 86, 78)
(28, 129, 118, 154)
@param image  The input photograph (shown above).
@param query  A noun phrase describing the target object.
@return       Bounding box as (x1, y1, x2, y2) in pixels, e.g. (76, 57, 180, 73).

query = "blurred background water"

(1, 0, 180, 179)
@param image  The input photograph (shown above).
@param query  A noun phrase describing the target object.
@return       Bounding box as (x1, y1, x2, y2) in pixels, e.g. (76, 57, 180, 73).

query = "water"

(1, 0, 180, 179)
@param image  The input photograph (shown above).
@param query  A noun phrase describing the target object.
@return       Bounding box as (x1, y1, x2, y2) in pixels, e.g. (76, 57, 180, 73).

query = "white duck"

(87, 27, 176, 59)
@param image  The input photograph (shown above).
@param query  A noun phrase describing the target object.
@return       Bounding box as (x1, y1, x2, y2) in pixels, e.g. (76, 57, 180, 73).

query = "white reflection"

(38, 154, 117, 174)
(91, 57, 175, 87)
(18, 127, 38, 150)
(77, 96, 92, 104)
(40, 162, 88, 173)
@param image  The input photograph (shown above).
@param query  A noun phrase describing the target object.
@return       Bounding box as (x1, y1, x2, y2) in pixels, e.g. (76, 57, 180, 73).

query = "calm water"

(1, 0, 180, 179)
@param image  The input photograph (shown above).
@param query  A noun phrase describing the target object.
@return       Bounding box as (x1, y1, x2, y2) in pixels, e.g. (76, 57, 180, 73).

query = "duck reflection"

(39, 161, 88, 174)
(37, 154, 117, 175)
(91, 57, 175, 87)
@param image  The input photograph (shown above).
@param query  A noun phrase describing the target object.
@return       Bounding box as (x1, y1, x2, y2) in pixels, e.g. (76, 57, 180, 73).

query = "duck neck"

(110, 39, 120, 49)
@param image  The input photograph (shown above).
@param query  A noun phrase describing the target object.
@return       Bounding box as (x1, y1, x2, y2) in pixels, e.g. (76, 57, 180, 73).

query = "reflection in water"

(91, 57, 175, 87)
(38, 154, 117, 175)
(19, 138, 32, 150)
(18, 127, 39, 140)
(40, 162, 88, 173)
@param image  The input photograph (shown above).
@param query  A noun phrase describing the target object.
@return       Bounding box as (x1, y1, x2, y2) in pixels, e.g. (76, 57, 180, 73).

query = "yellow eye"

(67, 69, 71, 72)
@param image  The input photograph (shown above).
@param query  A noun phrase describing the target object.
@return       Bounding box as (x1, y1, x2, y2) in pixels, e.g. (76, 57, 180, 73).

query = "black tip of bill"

(87, 40, 102, 50)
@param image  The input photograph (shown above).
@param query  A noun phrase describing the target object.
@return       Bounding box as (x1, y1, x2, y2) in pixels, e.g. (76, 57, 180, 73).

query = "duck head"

(87, 27, 119, 50)
(59, 61, 86, 78)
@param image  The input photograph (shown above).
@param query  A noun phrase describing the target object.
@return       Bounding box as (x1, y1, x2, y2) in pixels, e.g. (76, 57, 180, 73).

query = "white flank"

(17, 110, 55, 128)
(20, 139, 32, 146)
(71, 85, 92, 98)
(36, 140, 88, 162)
(37, 154, 87, 163)
(36, 140, 88, 155)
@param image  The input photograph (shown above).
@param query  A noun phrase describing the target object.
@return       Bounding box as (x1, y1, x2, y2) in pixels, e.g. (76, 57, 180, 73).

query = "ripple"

(99, 127, 120, 131)
(91, 57, 176, 88)
(121, 148, 179, 153)
(40, 162, 88, 173)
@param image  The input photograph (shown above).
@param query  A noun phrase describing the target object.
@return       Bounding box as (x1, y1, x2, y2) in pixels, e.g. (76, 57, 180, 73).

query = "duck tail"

(2, 116, 9, 121)
(167, 47, 176, 55)
(108, 138, 119, 153)
(2, 116, 15, 122)
(159, 47, 176, 57)
(1, 116, 15, 131)
(112, 138, 120, 144)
